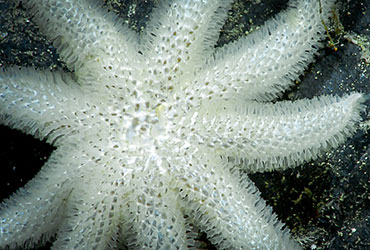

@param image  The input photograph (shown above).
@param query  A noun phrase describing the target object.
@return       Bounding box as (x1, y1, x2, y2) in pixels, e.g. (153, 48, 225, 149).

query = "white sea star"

(0, 0, 366, 249)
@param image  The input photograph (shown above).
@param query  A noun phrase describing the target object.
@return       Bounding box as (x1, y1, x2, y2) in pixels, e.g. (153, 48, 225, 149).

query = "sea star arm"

(23, 0, 139, 88)
(121, 156, 192, 248)
(179, 155, 301, 249)
(0, 148, 74, 249)
(0, 68, 86, 145)
(50, 175, 123, 249)
(141, 0, 232, 87)
(195, 0, 334, 101)
(199, 93, 365, 172)
(127, 185, 190, 249)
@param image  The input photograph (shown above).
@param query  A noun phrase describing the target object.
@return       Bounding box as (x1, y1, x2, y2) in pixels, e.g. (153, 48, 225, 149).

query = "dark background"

(0, 0, 369, 249)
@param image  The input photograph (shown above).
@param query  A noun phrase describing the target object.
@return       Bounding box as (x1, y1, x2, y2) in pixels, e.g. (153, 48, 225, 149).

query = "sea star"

(0, 0, 367, 249)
